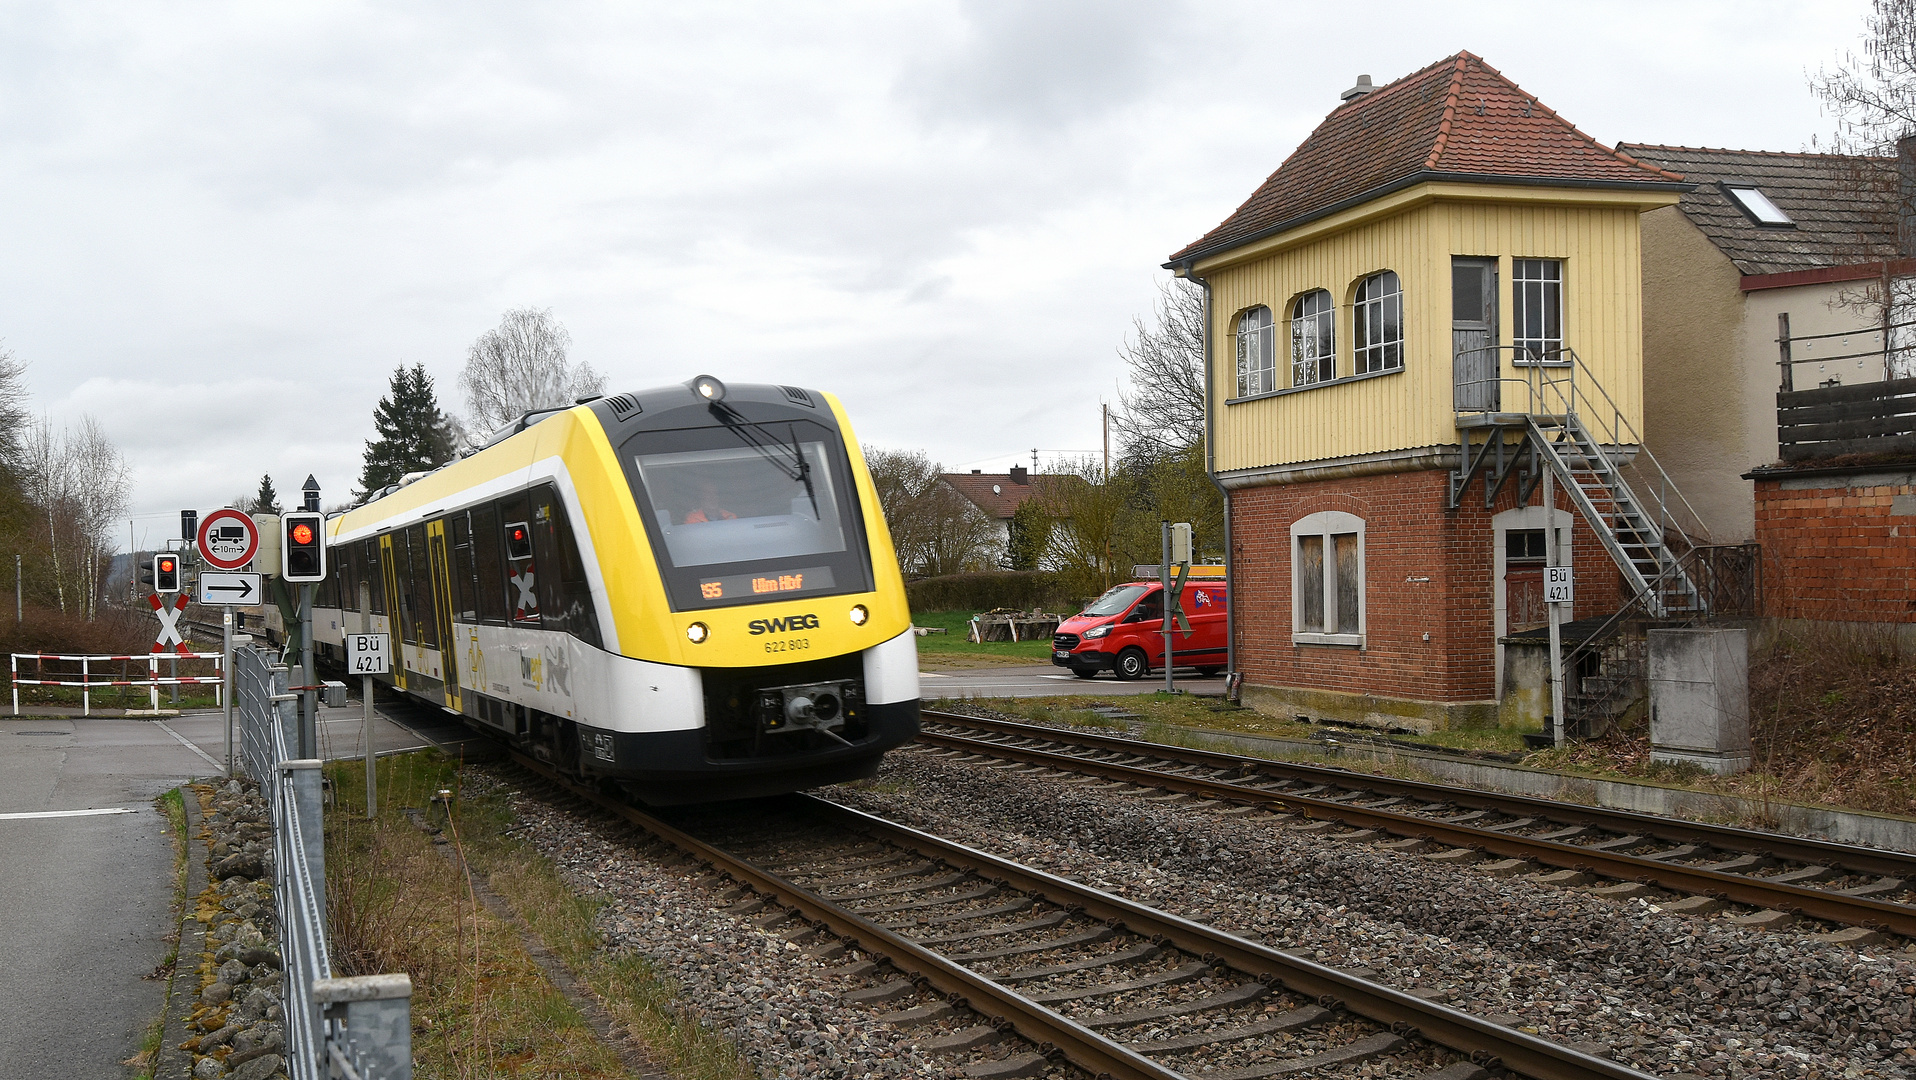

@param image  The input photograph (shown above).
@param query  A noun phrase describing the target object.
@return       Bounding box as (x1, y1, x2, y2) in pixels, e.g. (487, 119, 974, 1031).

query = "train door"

(426, 519, 461, 712)
(378, 534, 407, 692)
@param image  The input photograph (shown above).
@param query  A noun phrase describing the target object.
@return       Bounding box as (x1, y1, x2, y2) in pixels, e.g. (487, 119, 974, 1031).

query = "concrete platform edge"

(154, 781, 210, 1080)
(1152, 726, 1916, 855)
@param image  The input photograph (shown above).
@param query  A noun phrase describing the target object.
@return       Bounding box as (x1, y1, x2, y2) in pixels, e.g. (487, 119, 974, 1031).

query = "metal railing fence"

(1453, 347, 1716, 549)
(232, 644, 412, 1080)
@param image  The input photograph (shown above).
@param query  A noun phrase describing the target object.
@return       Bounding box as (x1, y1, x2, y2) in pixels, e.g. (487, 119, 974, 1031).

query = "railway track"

(915, 710, 1916, 941)
(509, 750, 1653, 1080)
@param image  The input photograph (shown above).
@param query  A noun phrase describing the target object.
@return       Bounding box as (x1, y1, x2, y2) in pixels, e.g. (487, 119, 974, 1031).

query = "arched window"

(1353, 270, 1402, 374)
(1235, 306, 1275, 397)
(1291, 510, 1364, 646)
(1291, 290, 1334, 387)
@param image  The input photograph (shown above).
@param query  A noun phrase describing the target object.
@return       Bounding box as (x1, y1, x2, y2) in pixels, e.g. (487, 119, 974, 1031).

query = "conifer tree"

(359, 364, 456, 497)
(253, 474, 282, 515)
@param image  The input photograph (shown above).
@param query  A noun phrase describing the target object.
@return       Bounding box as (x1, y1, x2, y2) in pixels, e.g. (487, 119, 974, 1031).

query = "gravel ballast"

(488, 736, 1915, 1079)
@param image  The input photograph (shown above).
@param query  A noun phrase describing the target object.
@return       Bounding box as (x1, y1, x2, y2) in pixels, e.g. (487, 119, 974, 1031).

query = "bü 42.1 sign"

(345, 633, 391, 675)
(1545, 566, 1574, 605)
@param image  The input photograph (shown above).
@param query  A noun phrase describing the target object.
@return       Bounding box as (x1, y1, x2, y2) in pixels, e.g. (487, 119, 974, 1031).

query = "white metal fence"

(232, 644, 412, 1080)
(11, 651, 224, 715)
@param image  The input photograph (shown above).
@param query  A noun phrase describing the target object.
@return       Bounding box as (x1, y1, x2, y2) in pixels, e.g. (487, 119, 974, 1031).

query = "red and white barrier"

(11, 652, 225, 716)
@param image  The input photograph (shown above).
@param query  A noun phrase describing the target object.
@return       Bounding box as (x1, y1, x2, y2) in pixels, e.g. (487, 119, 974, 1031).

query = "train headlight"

(849, 604, 868, 626)
(686, 622, 709, 644)
(689, 374, 727, 402)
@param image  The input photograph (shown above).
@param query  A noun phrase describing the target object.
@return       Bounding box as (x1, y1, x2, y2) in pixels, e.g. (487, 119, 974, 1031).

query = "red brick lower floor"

(1226, 465, 1624, 732)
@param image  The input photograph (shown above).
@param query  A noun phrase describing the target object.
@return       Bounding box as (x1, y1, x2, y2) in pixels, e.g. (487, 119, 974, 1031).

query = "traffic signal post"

(282, 510, 326, 760)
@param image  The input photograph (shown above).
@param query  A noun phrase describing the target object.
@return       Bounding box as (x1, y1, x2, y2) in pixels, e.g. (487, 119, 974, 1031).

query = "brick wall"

(1230, 467, 1625, 704)
(1753, 473, 1916, 624)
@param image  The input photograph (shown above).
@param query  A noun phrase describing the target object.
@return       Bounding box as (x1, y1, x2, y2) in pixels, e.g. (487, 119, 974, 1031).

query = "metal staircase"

(1524, 414, 1703, 617)
(1450, 349, 1710, 619)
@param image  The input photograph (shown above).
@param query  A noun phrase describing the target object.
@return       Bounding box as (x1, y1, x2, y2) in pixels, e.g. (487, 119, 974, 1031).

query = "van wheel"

(1195, 666, 1221, 676)
(1072, 669, 1099, 679)
(1114, 648, 1149, 681)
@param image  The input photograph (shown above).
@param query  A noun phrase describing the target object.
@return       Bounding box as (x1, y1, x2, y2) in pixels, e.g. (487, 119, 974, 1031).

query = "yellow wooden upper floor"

(1168, 53, 1686, 477)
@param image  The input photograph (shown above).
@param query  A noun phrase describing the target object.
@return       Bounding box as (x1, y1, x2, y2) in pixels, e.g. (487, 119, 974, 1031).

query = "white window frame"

(1511, 258, 1565, 365)
(1352, 270, 1403, 374)
(1235, 306, 1275, 397)
(1291, 510, 1364, 647)
(1290, 290, 1335, 387)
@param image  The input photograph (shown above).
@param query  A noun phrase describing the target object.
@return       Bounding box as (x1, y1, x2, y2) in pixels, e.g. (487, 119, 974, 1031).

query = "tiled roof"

(939, 472, 1081, 520)
(1168, 52, 1684, 265)
(1616, 144, 1898, 275)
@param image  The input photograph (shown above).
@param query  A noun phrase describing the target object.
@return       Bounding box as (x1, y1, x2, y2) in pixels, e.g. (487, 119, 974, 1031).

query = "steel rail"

(801, 797, 1654, 1080)
(917, 715, 1916, 937)
(923, 711, 1916, 878)
(508, 752, 1182, 1080)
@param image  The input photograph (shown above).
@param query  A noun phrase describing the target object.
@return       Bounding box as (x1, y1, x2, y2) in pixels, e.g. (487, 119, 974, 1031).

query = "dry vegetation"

(325, 751, 750, 1080)
(1538, 624, 1916, 817)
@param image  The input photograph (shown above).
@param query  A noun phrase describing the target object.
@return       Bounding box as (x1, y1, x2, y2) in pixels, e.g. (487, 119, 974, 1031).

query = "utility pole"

(1101, 404, 1110, 480)
(14, 554, 20, 623)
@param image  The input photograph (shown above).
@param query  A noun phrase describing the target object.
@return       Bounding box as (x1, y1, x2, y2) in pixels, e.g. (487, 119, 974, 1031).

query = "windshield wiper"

(710, 405, 820, 518)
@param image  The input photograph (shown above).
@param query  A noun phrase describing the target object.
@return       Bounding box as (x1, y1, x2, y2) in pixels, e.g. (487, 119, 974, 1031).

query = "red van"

(1051, 579, 1229, 680)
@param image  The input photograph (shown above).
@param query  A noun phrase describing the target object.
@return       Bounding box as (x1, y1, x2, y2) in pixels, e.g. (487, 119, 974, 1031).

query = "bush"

(0, 604, 154, 657)
(906, 571, 1084, 614)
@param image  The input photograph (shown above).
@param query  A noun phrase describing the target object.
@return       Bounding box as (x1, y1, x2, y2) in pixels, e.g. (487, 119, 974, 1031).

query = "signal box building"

(1168, 54, 1701, 731)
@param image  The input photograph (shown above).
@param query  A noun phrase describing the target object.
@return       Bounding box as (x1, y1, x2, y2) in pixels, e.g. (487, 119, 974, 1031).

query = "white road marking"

(1039, 675, 1078, 680)
(0, 807, 134, 820)
(155, 719, 224, 772)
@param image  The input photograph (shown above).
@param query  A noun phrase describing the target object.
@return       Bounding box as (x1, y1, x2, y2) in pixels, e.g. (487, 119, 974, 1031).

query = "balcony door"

(1453, 257, 1499, 411)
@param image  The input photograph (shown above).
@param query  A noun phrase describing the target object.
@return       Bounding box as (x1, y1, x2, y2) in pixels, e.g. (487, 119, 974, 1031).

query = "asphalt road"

(0, 716, 205, 1079)
(920, 663, 1226, 699)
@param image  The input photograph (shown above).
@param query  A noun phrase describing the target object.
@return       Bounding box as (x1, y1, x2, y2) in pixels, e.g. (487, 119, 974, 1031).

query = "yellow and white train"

(309, 376, 920, 804)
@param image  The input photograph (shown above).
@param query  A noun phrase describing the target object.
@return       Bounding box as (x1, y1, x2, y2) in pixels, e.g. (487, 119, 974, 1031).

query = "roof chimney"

(1009, 465, 1029, 485)
(1340, 74, 1375, 103)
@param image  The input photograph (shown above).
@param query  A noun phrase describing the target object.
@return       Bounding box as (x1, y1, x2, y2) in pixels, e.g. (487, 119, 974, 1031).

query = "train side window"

(405, 524, 438, 648)
(469, 504, 507, 624)
(394, 532, 416, 643)
(450, 513, 478, 622)
(364, 538, 386, 616)
(337, 545, 358, 612)
(498, 495, 539, 624)
(529, 485, 601, 649)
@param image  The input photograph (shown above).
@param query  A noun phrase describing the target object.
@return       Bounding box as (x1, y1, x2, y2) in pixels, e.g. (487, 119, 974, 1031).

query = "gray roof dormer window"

(1724, 184, 1795, 227)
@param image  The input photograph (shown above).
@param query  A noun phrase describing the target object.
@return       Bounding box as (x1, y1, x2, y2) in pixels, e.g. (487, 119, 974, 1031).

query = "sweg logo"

(748, 613, 820, 635)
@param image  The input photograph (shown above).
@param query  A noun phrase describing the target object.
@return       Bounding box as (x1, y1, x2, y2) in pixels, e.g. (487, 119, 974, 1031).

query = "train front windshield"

(630, 420, 873, 610)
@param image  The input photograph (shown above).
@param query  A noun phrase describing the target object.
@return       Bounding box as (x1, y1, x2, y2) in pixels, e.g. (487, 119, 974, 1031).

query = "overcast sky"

(0, 0, 1874, 551)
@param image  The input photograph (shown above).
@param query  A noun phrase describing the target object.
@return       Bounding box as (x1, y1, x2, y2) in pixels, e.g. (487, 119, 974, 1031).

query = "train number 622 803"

(764, 637, 811, 654)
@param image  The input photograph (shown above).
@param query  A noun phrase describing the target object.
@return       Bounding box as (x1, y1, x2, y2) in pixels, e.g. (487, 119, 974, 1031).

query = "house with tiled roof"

(938, 466, 1081, 568)
(1621, 144, 1916, 630)
(1165, 52, 1708, 733)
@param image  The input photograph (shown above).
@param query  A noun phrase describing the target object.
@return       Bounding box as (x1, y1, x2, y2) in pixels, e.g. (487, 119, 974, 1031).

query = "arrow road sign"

(199, 571, 264, 607)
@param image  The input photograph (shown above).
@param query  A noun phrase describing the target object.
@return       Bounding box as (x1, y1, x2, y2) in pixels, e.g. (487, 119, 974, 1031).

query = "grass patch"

(326, 751, 751, 1080)
(125, 787, 190, 1079)
(912, 609, 1055, 665)
(949, 692, 1321, 742)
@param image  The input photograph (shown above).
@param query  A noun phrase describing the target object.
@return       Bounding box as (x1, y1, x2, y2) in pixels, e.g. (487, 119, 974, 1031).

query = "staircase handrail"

(1533, 351, 1715, 546)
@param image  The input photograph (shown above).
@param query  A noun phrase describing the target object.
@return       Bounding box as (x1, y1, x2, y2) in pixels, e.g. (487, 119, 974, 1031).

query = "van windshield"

(1081, 584, 1151, 617)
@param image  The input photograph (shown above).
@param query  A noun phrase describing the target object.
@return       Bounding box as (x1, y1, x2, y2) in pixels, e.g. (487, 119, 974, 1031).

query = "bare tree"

(22, 416, 129, 618)
(1813, 1, 1916, 376)
(862, 446, 996, 576)
(459, 308, 607, 437)
(1113, 278, 1207, 459)
(0, 344, 29, 483)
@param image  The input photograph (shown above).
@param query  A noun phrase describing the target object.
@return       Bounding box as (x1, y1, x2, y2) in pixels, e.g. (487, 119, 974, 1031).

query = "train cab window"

(499, 495, 540, 624)
(405, 525, 438, 648)
(469, 503, 507, 624)
(528, 485, 601, 648)
(364, 538, 386, 616)
(626, 419, 872, 611)
(450, 513, 478, 622)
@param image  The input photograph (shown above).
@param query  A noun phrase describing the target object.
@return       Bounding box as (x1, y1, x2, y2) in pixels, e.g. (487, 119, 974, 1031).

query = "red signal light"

(291, 523, 315, 545)
(158, 558, 175, 572)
